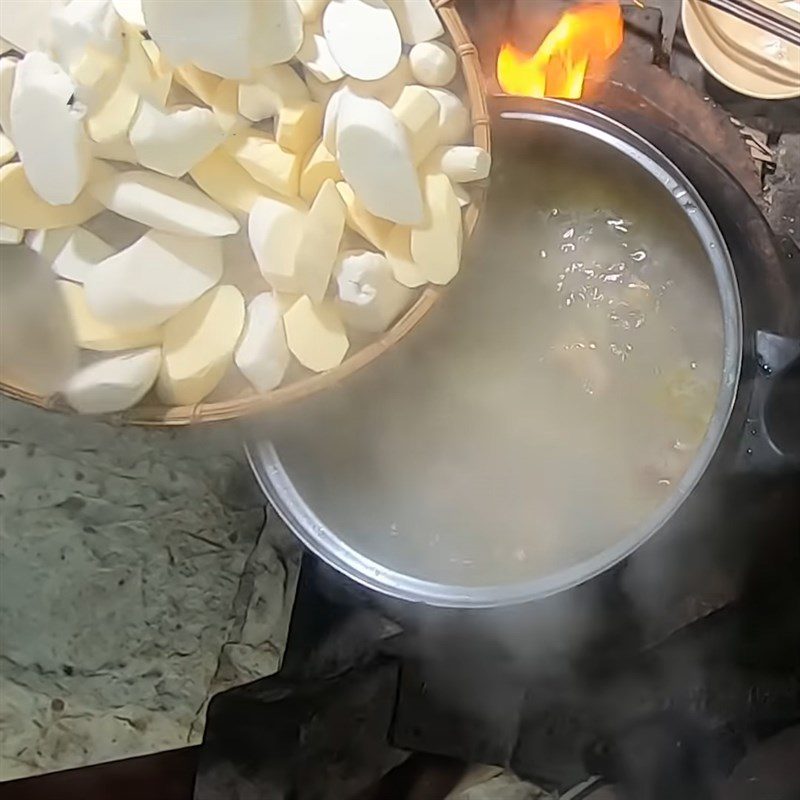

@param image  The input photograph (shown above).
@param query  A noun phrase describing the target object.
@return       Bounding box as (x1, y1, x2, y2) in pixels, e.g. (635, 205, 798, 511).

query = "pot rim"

(247, 98, 744, 608)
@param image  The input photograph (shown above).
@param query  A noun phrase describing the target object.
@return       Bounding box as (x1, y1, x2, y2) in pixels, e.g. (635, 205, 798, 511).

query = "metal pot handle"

(735, 330, 800, 473)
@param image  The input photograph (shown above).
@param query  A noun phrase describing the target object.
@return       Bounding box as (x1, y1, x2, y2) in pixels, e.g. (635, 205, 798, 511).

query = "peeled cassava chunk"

(10, 52, 91, 205)
(385, 0, 443, 44)
(59, 280, 162, 350)
(157, 285, 245, 405)
(234, 292, 291, 392)
(89, 169, 239, 236)
(248, 195, 306, 293)
(293, 179, 345, 303)
(336, 93, 422, 225)
(225, 130, 301, 197)
(64, 347, 161, 414)
(283, 294, 348, 372)
(426, 145, 491, 182)
(410, 172, 462, 285)
(129, 101, 224, 177)
(323, 0, 401, 81)
(84, 230, 223, 328)
(0, 162, 102, 230)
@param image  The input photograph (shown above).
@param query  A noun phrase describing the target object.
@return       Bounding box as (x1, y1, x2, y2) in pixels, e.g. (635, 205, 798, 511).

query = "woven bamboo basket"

(0, 0, 490, 426)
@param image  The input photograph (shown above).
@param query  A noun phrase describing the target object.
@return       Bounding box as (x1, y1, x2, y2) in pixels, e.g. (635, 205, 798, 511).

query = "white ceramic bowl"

(682, 0, 800, 99)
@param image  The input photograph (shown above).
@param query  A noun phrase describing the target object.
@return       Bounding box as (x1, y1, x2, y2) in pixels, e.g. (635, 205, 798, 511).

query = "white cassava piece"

(297, 19, 344, 83)
(50, 227, 115, 284)
(235, 292, 291, 392)
(336, 93, 423, 225)
(426, 87, 470, 145)
(386, 0, 443, 44)
(426, 145, 491, 182)
(323, 0, 401, 81)
(64, 347, 161, 414)
(157, 285, 245, 405)
(335, 249, 415, 332)
(112, 0, 146, 30)
(89, 170, 240, 236)
(0, 162, 102, 230)
(84, 231, 223, 328)
(10, 52, 91, 205)
(248, 196, 306, 293)
(58, 280, 162, 351)
(294, 179, 346, 302)
(409, 41, 457, 87)
(283, 295, 349, 372)
(130, 101, 224, 177)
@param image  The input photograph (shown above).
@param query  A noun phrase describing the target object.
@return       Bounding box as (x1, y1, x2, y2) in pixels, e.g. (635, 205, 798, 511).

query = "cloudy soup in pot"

(267, 124, 726, 586)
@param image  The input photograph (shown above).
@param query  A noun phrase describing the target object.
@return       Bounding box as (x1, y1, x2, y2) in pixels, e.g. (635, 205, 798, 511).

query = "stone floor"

(0, 398, 300, 781)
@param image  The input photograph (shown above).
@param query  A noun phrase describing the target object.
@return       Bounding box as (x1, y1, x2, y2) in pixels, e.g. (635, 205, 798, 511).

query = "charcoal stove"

(194, 4, 800, 799)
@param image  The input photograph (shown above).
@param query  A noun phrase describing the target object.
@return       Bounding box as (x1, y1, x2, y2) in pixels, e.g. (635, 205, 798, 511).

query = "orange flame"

(497, 2, 624, 100)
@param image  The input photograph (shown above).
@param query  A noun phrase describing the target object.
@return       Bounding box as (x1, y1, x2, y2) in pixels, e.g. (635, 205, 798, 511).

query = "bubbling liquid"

(267, 127, 725, 587)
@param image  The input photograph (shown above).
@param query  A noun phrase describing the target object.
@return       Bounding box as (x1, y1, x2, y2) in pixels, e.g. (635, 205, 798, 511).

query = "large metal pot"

(247, 98, 798, 607)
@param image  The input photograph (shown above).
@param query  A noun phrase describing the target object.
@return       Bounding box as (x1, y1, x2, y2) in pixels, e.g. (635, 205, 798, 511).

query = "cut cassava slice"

(276, 101, 323, 156)
(248, 195, 306, 293)
(234, 292, 291, 392)
(129, 101, 224, 177)
(385, 0, 443, 44)
(84, 230, 223, 328)
(426, 87, 470, 145)
(0, 162, 102, 230)
(323, 0, 401, 81)
(283, 294, 348, 372)
(89, 169, 239, 236)
(157, 285, 245, 405)
(336, 93, 422, 225)
(10, 52, 91, 205)
(392, 84, 439, 165)
(296, 19, 343, 83)
(50, 227, 115, 284)
(294, 179, 345, 303)
(239, 64, 310, 122)
(225, 130, 301, 197)
(300, 139, 341, 203)
(410, 172, 462, 285)
(64, 347, 161, 414)
(190, 148, 278, 214)
(58, 280, 162, 350)
(384, 224, 426, 288)
(335, 182, 392, 250)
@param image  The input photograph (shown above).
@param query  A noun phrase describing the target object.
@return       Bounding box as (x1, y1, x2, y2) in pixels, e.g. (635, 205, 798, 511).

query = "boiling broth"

(265, 126, 725, 586)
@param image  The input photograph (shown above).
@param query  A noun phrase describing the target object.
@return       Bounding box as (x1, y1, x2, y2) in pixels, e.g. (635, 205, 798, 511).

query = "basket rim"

(0, 0, 491, 426)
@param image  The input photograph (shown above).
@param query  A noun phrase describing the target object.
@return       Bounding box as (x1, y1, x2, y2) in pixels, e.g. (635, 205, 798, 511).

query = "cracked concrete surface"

(0, 399, 300, 780)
